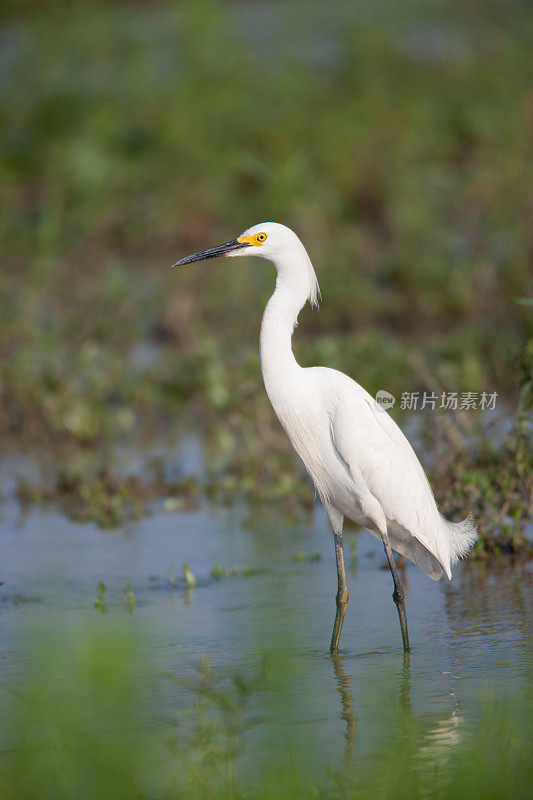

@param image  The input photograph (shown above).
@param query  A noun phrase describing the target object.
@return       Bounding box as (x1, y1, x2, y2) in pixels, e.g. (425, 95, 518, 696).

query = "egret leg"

(330, 532, 349, 654)
(379, 528, 410, 652)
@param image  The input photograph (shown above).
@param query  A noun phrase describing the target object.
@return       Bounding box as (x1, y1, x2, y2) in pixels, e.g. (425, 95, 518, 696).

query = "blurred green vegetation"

(0, 1, 531, 536)
(1, 621, 532, 799)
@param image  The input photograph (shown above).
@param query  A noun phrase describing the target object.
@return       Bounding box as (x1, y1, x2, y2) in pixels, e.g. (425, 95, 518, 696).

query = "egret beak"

(171, 238, 251, 267)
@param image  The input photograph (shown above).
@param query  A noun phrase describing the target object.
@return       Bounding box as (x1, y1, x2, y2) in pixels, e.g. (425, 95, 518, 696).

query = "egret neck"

(259, 253, 311, 398)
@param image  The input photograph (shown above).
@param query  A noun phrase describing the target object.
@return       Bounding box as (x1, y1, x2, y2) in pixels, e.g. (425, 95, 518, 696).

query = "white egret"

(172, 222, 477, 653)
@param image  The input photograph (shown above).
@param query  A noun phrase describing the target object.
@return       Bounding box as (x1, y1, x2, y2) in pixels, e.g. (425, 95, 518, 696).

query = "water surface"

(1, 483, 531, 775)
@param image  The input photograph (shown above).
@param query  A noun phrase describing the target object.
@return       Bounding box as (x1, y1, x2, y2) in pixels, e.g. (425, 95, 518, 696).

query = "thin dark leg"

(330, 532, 349, 654)
(379, 529, 410, 652)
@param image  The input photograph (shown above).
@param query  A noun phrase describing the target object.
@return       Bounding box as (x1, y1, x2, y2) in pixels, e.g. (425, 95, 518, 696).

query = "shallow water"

(1, 471, 532, 776)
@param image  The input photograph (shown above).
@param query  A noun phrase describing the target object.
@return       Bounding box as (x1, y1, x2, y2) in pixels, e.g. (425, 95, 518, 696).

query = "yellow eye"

(256, 232, 267, 243)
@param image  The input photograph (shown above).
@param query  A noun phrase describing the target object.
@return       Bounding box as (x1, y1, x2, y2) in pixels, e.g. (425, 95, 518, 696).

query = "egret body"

(173, 222, 477, 653)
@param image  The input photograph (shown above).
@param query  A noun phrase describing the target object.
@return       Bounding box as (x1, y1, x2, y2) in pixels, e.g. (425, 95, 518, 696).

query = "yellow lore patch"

(238, 232, 268, 246)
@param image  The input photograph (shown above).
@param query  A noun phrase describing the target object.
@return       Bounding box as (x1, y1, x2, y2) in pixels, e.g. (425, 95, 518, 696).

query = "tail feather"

(442, 514, 478, 570)
(386, 514, 478, 581)
(410, 513, 478, 580)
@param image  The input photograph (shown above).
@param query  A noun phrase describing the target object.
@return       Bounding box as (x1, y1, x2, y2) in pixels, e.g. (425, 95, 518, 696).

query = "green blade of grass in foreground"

(1, 621, 532, 800)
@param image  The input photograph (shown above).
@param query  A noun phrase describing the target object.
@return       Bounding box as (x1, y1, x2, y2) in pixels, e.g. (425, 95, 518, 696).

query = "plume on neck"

(300, 240, 320, 309)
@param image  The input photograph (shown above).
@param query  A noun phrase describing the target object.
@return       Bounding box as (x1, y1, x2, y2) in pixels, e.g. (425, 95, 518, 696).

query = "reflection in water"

(418, 711, 463, 768)
(330, 649, 470, 788)
(331, 653, 358, 766)
(329, 651, 416, 780)
(399, 652, 412, 714)
(2, 498, 532, 784)
(331, 651, 413, 760)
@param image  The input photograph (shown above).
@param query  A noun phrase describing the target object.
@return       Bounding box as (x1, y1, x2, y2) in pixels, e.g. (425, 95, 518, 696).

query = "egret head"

(172, 222, 320, 307)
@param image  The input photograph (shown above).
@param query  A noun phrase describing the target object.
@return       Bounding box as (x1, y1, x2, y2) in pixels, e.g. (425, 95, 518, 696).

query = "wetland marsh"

(1, 1, 532, 797)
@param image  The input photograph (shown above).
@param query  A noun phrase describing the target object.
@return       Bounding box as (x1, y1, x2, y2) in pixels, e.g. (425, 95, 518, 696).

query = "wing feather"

(330, 382, 451, 574)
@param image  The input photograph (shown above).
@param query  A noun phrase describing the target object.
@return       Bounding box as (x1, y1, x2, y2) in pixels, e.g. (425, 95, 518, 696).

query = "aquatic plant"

(1, 621, 531, 800)
(183, 563, 196, 588)
(0, 0, 530, 552)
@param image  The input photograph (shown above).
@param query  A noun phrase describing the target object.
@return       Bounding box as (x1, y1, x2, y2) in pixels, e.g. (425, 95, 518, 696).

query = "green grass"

(0, 0, 531, 538)
(1, 621, 532, 800)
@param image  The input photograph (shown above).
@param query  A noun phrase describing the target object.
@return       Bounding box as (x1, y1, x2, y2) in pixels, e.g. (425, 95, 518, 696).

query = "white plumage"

(173, 221, 477, 652)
